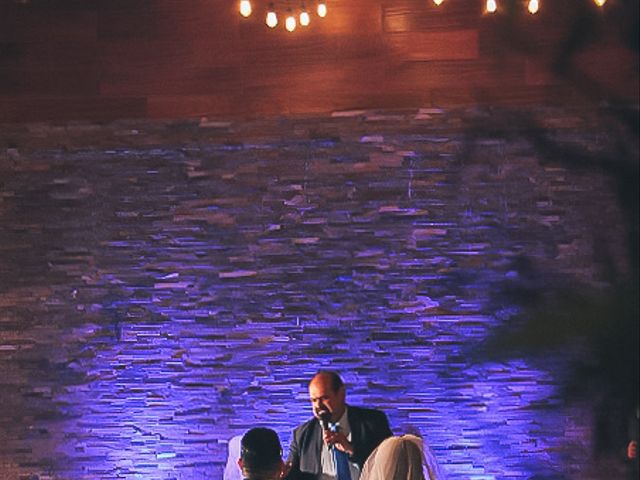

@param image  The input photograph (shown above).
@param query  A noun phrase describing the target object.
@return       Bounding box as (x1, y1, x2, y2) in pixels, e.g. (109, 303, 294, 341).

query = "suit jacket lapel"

(347, 406, 360, 454)
(300, 418, 323, 474)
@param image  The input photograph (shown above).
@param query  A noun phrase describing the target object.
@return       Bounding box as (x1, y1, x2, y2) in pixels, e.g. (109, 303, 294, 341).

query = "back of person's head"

(239, 427, 283, 479)
(361, 435, 426, 480)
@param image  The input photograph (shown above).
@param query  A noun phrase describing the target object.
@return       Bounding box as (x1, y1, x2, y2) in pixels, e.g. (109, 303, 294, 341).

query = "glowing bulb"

(527, 0, 538, 14)
(486, 0, 497, 13)
(300, 10, 310, 26)
(433, 0, 444, 5)
(239, 0, 252, 17)
(266, 11, 278, 28)
(285, 14, 297, 32)
(593, 0, 606, 6)
(317, 2, 327, 18)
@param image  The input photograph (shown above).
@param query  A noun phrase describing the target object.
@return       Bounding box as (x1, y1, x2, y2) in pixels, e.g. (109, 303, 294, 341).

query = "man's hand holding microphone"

(318, 409, 354, 456)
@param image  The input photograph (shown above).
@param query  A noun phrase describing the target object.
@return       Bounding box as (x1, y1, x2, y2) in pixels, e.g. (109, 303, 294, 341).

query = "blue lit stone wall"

(0, 107, 636, 479)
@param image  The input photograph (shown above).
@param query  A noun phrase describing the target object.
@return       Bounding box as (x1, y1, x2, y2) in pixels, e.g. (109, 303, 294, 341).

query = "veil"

(420, 436, 446, 480)
(360, 435, 446, 480)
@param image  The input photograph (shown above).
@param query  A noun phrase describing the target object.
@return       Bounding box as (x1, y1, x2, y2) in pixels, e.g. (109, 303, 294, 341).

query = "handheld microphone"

(319, 411, 331, 431)
(319, 411, 335, 448)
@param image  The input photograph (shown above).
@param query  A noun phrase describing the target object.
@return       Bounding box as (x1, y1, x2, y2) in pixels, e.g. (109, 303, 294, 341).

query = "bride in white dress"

(360, 434, 446, 480)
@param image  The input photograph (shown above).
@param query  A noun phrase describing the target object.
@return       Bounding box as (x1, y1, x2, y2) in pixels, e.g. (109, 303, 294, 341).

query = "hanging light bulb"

(527, 0, 539, 14)
(433, 0, 444, 5)
(593, 0, 606, 6)
(300, 9, 311, 26)
(285, 11, 297, 31)
(266, 7, 278, 28)
(239, 0, 252, 17)
(486, 0, 497, 13)
(317, 2, 327, 18)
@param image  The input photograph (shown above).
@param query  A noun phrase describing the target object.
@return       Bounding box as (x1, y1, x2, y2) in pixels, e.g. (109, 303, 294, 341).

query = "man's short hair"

(313, 370, 344, 392)
(240, 427, 282, 474)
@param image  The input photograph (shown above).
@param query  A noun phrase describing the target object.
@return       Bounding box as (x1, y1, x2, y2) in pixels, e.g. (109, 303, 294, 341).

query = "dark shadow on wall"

(467, 0, 639, 476)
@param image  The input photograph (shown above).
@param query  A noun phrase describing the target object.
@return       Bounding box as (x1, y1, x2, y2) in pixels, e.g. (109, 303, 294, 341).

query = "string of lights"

(431, 0, 608, 14)
(239, 1, 327, 32)
(239, 0, 609, 32)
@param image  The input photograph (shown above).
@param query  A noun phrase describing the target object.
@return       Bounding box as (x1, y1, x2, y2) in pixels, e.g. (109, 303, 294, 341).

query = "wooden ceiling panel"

(0, 0, 635, 122)
(0, 40, 99, 95)
(1, 66, 99, 95)
(0, 3, 97, 43)
(386, 30, 479, 61)
(100, 64, 245, 96)
(98, 37, 242, 72)
(97, 0, 237, 41)
(383, 0, 480, 33)
(238, 33, 388, 70)
(390, 58, 527, 90)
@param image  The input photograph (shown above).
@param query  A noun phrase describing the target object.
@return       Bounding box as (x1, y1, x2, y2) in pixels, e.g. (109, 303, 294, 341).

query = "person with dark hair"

(239, 427, 287, 480)
(285, 370, 393, 480)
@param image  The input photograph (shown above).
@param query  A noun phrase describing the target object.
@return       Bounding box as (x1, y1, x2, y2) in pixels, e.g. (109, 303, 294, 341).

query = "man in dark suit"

(285, 371, 392, 480)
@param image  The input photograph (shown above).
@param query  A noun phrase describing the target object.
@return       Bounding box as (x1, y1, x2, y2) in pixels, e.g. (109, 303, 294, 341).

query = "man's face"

(308, 374, 346, 423)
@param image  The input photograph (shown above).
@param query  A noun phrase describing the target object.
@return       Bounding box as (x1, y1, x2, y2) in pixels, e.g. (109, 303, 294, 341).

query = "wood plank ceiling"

(0, 0, 637, 122)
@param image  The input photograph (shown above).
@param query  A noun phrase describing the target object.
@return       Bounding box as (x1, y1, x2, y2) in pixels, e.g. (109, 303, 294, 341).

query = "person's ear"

(237, 458, 243, 471)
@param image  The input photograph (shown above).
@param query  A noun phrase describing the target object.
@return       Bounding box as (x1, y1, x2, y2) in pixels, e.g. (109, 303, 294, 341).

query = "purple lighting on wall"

(0, 108, 635, 479)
